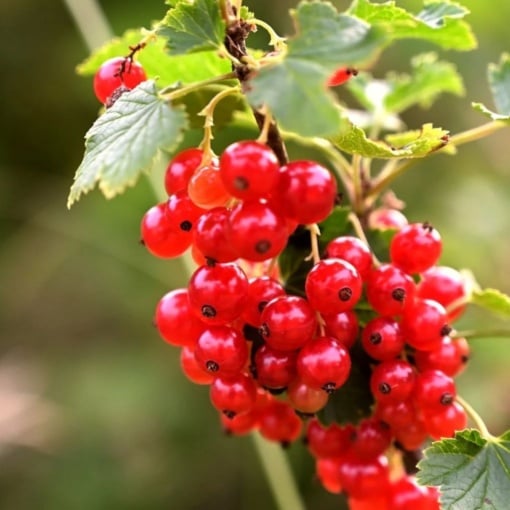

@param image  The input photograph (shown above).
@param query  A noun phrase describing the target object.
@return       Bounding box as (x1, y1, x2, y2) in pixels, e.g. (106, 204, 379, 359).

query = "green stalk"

(64, 2, 306, 509)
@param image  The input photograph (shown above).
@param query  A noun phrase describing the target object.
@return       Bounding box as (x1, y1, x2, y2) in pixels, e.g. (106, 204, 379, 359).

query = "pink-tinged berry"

(219, 140, 280, 199)
(325, 236, 373, 280)
(164, 148, 203, 195)
(390, 222, 442, 274)
(368, 208, 408, 231)
(93, 56, 147, 104)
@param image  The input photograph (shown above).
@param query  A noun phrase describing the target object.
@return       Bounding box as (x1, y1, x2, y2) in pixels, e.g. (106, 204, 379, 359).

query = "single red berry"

(361, 317, 405, 361)
(227, 200, 288, 262)
(210, 373, 257, 418)
(323, 310, 359, 349)
(165, 190, 206, 239)
(351, 418, 392, 460)
(370, 359, 416, 403)
(287, 378, 329, 414)
(401, 298, 450, 351)
(275, 160, 337, 224)
(241, 277, 286, 326)
(414, 336, 470, 377)
(253, 344, 297, 390)
(348, 494, 391, 510)
(327, 67, 358, 87)
(258, 400, 302, 445)
(417, 266, 467, 322)
(164, 148, 203, 195)
(220, 408, 259, 436)
(305, 259, 363, 315)
(423, 400, 467, 440)
(393, 418, 428, 451)
(306, 418, 354, 459)
(219, 140, 280, 199)
(375, 399, 416, 430)
(179, 346, 214, 385)
(187, 262, 249, 325)
(194, 325, 248, 375)
(93, 57, 147, 104)
(316, 457, 343, 494)
(259, 296, 317, 351)
(390, 222, 442, 274)
(390, 476, 441, 510)
(141, 203, 191, 258)
(325, 236, 373, 280)
(413, 369, 457, 412)
(297, 336, 351, 393)
(154, 289, 205, 347)
(187, 162, 231, 209)
(368, 208, 408, 231)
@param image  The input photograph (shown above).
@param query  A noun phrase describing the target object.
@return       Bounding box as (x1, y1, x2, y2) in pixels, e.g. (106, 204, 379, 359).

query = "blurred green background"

(1, 0, 509, 509)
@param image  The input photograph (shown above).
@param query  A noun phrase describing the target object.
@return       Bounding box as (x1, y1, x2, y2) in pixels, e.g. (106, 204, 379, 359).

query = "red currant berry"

(366, 264, 416, 317)
(414, 336, 470, 377)
(241, 277, 285, 326)
(423, 400, 467, 440)
(210, 373, 257, 418)
(165, 190, 205, 238)
(351, 418, 392, 460)
(220, 408, 258, 436)
(348, 494, 391, 510)
(325, 236, 373, 280)
(188, 262, 249, 325)
(393, 419, 428, 451)
(390, 222, 442, 274)
(368, 208, 408, 231)
(287, 378, 329, 414)
(361, 317, 405, 361)
(306, 419, 354, 459)
(164, 148, 203, 195)
(93, 57, 146, 104)
(141, 203, 191, 258)
(259, 296, 317, 351)
(227, 200, 288, 262)
(413, 369, 457, 411)
(305, 259, 362, 315)
(275, 160, 337, 224)
(194, 326, 248, 375)
(375, 399, 416, 430)
(327, 67, 357, 87)
(219, 140, 280, 199)
(417, 266, 467, 322)
(187, 162, 231, 209)
(258, 400, 302, 445)
(154, 289, 204, 347)
(323, 310, 359, 349)
(253, 344, 297, 390)
(297, 336, 351, 393)
(401, 298, 450, 351)
(179, 346, 214, 385)
(192, 207, 239, 263)
(316, 457, 343, 494)
(370, 359, 416, 403)
(390, 476, 440, 510)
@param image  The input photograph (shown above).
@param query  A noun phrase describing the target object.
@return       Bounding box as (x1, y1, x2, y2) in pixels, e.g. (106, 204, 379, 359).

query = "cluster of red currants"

(143, 137, 470, 507)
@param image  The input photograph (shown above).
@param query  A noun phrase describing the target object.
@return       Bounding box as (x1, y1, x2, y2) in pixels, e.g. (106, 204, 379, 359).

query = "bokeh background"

(1, 0, 509, 508)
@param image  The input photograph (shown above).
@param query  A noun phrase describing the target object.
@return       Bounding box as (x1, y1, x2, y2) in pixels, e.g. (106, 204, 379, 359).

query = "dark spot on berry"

(440, 393, 454, 406)
(234, 176, 249, 190)
(370, 332, 382, 345)
(257, 300, 268, 313)
(280, 440, 291, 449)
(338, 287, 353, 301)
(180, 220, 192, 232)
(201, 305, 217, 318)
(223, 410, 237, 419)
(139, 238, 145, 246)
(422, 221, 434, 233)
(440, 325, 452, 336)
(255, 240, 271, 254)
(379, 382, 391, 394)
(322, 382, 337, 394)
(392, 288, 406, 302)
(347, 68, 358, 76)
(205, 257, 216, 267)
(206, 360, 219, 372)
(302, 436, 309, 446)
(461, 355, 470, 363)
(259, 323, 270, 337)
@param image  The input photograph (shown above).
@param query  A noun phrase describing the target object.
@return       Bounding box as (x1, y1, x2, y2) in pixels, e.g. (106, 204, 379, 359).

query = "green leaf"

(157, 0, 225, 54)
(67, 81, 188, 208)
(471, 288, 510, 318)
(331, 123, 450, 159)
(349, 0, 477, 51)
(246, 2, 386, 137)
(417, 429, 510, 510)
(385, 53, 464, 113)
(473, 53, 510, 123)
(77, 30, 230, 87)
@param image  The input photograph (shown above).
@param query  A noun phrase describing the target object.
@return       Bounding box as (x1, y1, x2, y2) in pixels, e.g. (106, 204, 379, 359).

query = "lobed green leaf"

(157, 0, 225, 54)
(77, 29, 230, 87)
(67, 81, 188, 208)
(417, 429, 510, 510)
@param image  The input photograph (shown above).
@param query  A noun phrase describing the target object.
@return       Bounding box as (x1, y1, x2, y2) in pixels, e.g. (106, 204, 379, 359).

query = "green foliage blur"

(0, 1, 509, 508)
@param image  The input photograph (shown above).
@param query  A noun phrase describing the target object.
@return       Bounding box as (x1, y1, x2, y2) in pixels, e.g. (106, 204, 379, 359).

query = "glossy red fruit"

(253, 344, 297, 390)
(316, 457, 343, 494)
(241, 277, 286, 326)
(375, 399, 416, 430)
(275, 160, 337, 224)
(194, 326, 248, 375)
(155, 289, 205, 347)
(390, 476, 441, 510)
(323, 310, 359, 349)
(413, 369, 457, 411)
(227, 200, 288, 262)
(306, 419, 354, 459)
(93, 57, 147, 104)
(417, 266, 467, 322)
(219, 140, 280, 199)
(390, 222, 442, 274)
(258, 400, 302, 445)
(141, 203, 191, 258)
(287, 378, 329, 414)
(361, 317, 405, 361)
(188, 263, 249, 325)
(325, 236, 373, 280)
(259, 296, 317, 351)
(393, 418, 428, 451)
(423, 401, 467, 440)
(187, 162, 231, 209)
(368, 208, 408, 231)
(297, 336, 351, 393)
(414, 336, 470, 377)
(366, 264, 416, 317)
(370, 359, 416, 403)
(305, 259, 363, 315)
(327, 67, 357, 87)
(164, 148, 203, 195)
(165, 190, 206, 239)
(179, 346, 214, 385)
(210, 373, 257, 418)
(351, 418, 392, 460)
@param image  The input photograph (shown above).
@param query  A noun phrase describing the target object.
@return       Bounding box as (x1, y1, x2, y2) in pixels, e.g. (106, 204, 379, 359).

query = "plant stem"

(159, 72, 238, 100)
(251, 433, 306, 510)
(448, 120, 507, 147)
(456, 395, 494, 440)
(453, 329, 510, 340)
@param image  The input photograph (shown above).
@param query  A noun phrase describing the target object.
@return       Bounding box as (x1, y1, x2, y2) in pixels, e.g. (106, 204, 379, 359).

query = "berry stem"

(255, 105, 273, 145)
(453, 329, 510, 340)
(351, 153, 364, 214)
(348, 212, 380, 266)
(455, 394, 494, 440)
(247, 18, 287, 52)
(251, 432, 306, 510)
(159, 72, 238, 100)
(305, 223, 322, 264)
